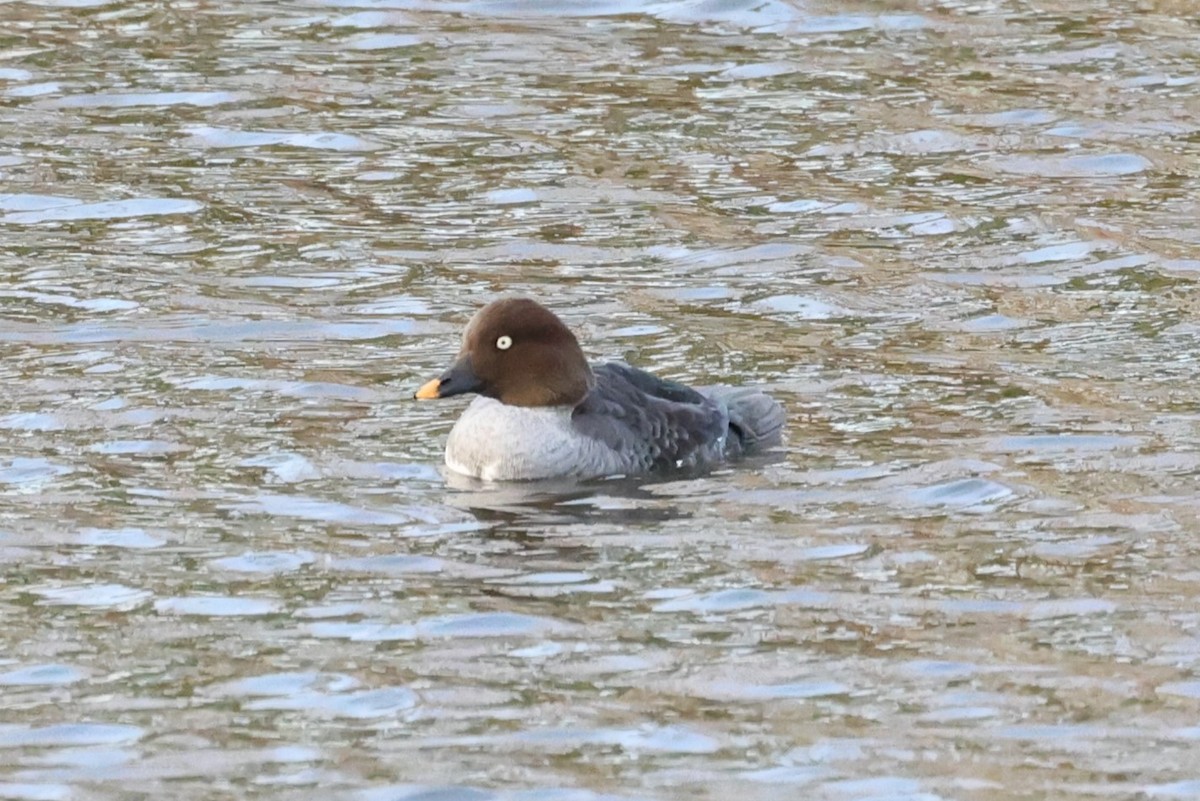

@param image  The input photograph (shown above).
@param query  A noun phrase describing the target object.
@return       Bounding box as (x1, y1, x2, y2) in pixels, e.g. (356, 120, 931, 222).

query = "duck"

(414, 298, 785, 481)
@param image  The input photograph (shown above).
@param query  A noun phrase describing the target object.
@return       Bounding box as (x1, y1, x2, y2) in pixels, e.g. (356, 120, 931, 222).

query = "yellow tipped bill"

(414, 378, 441, 399)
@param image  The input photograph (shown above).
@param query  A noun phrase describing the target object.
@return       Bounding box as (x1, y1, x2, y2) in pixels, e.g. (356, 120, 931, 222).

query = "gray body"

(444, 362, 784, 481)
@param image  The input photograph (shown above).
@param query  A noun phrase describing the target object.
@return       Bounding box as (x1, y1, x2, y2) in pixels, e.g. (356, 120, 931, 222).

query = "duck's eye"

(496, 335, 512, 351)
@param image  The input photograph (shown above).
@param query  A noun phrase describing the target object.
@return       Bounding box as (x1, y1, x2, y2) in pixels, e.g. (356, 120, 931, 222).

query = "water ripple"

(1, 198, 203, 224)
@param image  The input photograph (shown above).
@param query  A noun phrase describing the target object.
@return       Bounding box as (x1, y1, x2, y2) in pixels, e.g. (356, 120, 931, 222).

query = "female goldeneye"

(415, 298, 784, 481)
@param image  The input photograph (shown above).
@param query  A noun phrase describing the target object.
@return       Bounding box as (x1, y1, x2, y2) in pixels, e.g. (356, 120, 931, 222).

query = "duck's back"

(571, 362, 782, 473)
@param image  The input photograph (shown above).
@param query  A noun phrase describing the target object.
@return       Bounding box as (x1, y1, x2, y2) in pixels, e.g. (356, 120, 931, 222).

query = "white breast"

(443, 397, 611, 481)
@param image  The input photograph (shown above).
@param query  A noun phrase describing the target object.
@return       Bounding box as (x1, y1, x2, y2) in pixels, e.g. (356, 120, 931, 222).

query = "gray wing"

(570, 362, 730, 473)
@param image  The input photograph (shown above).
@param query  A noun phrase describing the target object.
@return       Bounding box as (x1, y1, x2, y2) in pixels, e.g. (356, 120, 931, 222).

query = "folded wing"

(570, 362, 731, 472)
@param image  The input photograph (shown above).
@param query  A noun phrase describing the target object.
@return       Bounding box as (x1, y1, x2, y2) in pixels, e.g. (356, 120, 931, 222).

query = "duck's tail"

(702, 386, 786, 457)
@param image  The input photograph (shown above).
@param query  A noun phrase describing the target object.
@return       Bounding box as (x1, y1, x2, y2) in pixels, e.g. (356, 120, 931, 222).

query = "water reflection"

(3, 0, 1200, 797)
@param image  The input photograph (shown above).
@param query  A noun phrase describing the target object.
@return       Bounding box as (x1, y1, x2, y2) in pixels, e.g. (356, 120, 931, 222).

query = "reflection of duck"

(415, 298, 785, 481)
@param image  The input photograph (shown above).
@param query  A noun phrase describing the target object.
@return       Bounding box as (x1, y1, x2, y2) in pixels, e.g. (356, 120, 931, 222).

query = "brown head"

(414, 298, 594, 407)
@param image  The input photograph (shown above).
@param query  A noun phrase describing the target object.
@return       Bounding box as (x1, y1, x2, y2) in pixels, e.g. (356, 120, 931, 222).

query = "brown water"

(2, 0, 1200, 798)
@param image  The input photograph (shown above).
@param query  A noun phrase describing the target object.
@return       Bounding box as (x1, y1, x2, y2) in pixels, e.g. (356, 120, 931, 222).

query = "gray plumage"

(445, 361, 783, 481)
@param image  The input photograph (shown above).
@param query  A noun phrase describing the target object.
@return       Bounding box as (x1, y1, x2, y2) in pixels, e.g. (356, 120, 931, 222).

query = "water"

(2, 0, 1200, 797)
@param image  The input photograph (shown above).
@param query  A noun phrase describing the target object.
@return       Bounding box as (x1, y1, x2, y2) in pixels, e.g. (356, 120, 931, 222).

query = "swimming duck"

(415, 298, 784, 481)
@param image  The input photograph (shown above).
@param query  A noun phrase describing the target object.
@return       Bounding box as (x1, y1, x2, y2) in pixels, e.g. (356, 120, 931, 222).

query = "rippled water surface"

(3, 0, 1200, 798)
